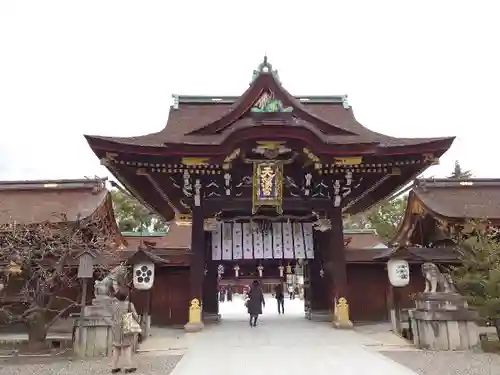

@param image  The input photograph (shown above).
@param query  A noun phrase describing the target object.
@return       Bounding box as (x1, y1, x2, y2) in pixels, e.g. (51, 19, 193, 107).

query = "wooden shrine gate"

(203, 220, 317, 320)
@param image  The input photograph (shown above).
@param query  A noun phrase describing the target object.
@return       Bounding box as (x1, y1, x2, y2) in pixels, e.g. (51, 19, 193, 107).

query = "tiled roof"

(0, 178, 109, 225)
(122, 222, 191, 251)
(87, 102, 452, 149)
(85, 60, 453, 150)
(344, 229, 387, 249)
(414, 178, 500, 220)
(372, 246, 459, 262)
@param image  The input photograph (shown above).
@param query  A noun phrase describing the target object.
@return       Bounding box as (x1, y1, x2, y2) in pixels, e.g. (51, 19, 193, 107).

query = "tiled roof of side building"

(121, 222, 192, 251)
(344, 228, 388, 249)
(413, 178, 500, 220)
(0, 178, 110, 225)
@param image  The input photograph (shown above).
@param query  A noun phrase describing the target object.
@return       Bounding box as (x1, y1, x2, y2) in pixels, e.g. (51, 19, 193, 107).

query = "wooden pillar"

(329, 207, 353, 329)
(184, 207, 205, 332)
(203, 259, 220, 322)
(308, 232, 332, 321)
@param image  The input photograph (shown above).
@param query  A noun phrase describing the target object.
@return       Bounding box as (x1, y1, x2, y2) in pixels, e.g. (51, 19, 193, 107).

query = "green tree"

(448, 160, 473, 179)
(452, 221, 500, 329)
(111, 189, 168, 232)
(367, 196, 408, 241)
(343, 196, 407, 242)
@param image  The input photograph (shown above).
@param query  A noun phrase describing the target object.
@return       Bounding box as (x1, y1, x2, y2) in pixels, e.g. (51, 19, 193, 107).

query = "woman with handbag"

(111, 288, 141, 373)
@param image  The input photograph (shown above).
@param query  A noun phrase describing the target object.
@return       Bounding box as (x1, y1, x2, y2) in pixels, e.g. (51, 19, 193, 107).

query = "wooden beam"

(343, 175, 391, 212)
(202, 197, 334, 216)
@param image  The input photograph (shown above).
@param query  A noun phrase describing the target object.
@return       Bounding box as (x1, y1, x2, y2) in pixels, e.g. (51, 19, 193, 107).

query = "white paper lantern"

(133, 262, 155, 290)
(387, 259, 410, 287)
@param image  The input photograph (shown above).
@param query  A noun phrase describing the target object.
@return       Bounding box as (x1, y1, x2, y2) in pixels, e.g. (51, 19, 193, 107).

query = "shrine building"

(85, 57, 454, 329)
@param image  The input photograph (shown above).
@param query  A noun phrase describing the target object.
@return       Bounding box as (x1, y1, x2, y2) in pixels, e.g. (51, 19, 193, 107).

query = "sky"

(0, 1, 499, 183)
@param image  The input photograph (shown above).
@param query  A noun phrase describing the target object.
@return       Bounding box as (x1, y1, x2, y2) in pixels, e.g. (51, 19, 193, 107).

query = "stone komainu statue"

(421, 262, 457, 294)
(94, 265, 127, 297)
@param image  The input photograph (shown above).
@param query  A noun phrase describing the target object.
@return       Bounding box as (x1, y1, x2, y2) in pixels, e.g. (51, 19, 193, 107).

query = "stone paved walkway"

(382, 350, 500, 375)
(170, 295, 418, 375)
(2, 295, 498, 374)
(0, 354, 182, 375)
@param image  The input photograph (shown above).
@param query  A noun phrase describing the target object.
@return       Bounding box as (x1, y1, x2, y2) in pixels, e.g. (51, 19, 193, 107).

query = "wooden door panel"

(151, 268, 171, 326)
(167, 270, 190, 326)
(348, 264, 388, 322)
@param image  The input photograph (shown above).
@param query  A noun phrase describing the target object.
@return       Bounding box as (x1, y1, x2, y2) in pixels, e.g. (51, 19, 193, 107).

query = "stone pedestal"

(184, 298, 204, 332)
(184, 321, 204, 332)
(410, 292, 479, 351)
(73, 297, 114, 357)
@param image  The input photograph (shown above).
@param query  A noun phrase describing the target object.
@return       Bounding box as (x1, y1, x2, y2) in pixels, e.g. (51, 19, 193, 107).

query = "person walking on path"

(219, 286, 226, 302)
(274, 283, 285, 314)
(288, 284, 295, 300)
(247, 280, 265, 327)
(111, 288, 140, 373)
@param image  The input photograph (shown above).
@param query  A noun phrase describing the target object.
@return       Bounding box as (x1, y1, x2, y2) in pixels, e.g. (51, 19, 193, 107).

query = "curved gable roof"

(413, 178, 500, 220)
(0, 178, 110, 225)
(85, 57, 454, 152)
(391, 178, 500, 245)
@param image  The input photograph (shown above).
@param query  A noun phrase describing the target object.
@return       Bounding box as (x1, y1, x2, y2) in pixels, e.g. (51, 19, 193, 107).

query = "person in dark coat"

(219, 287, 225, 302)
(247, 280, 265, 327)
(274, 283, 285, 314)
(226, 286, 233, 302)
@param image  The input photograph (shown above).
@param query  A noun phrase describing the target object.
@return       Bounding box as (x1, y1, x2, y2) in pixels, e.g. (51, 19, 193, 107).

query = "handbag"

(122, 301, 142, 336)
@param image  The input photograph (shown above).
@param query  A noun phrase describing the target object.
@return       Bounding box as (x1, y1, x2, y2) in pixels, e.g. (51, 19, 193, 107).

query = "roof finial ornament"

(342, 95, 350, 109)
(250, 55, 281, 84)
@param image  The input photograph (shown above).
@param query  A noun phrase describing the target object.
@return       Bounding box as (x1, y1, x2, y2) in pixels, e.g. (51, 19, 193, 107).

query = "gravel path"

(0, 353, 182, 375)
(381, 350, 500, 375)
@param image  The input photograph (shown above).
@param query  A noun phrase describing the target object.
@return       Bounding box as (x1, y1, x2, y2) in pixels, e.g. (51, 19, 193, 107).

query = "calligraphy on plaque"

(252, 162, 283, 214)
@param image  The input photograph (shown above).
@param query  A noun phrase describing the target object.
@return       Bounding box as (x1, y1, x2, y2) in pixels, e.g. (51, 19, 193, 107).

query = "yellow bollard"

(184, 298, 204, 332)
(333, 297, 353, 329)
(189, 298, 201, 324)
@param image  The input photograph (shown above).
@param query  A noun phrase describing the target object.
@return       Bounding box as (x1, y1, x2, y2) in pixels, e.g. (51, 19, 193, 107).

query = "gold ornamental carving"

(175, 213, 192, 226)
(181, 157, 210, 166)
(334, 157, 362, 166)
(252, 162, 283, 214)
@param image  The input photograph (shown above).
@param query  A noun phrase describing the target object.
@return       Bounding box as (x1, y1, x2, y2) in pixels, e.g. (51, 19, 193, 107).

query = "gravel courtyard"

(0, 353, 182, 375)
(381, 350, 500, 375)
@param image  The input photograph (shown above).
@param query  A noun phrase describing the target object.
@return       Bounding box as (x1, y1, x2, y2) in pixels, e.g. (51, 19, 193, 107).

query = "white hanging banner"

(303, 222, 315, 259)
(272, 223, 283, 259)
(211, 223, 222, 260)
(242, 222, 253, 259)
(282, 222, 294, 259)
(222, 222, 233, 260)
(232, 223, 243, 260)
(263, 229, 273, 259)
(252, 222, 264, 259)
(293, 222, 306, 259)
(211, 221, 314, 260)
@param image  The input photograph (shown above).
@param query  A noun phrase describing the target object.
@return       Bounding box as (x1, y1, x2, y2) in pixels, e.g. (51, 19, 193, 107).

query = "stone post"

(73, 296, 114, 357)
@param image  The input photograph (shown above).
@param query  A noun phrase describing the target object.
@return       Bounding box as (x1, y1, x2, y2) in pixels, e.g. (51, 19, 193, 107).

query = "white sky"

(0, 1, 498, 182)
